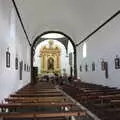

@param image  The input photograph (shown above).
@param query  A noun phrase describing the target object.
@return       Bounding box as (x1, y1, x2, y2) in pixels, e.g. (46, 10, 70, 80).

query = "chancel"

(0, 0, 120, 120)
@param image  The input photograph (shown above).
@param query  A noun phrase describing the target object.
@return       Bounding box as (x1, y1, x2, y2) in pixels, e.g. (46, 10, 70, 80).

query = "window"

(83, 42, 87, 58)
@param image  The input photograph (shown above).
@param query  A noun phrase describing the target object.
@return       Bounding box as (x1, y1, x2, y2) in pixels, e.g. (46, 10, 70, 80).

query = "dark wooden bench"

(0, 110, 86, 119)
(10, 93, 64, 97)
(5, 96, 69, 103)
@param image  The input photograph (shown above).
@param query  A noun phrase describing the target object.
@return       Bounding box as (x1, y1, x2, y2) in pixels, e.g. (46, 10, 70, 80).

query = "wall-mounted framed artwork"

(27, 65, 29, 72)
(101, 59, 109, 79)
(80, 65, 82, 72)
(92, 62, 95, 71)
(6, 48, 10, 68)
(85, 64, 88, 72)
(19, 61, 23, 80)
(114, 55, 120, 69)
(104, 61, 108, 79)
(15, 57, 18, 70)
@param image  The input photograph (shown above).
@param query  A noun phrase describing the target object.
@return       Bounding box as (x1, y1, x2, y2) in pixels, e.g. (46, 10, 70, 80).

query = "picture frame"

(104, 61, 108, 79)
(15, 57, 18, 70)
(80, 65, 82, 72)
(6, 49, 10, 68)
(92, 62, 95, 71)
(27, 65, 28, 72)
(19, 61, 23, 80)
(114, 55, 120, 69)
(85, 64, 88, 72)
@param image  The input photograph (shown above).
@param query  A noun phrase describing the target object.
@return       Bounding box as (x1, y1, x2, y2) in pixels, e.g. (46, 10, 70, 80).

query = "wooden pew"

(18, 90, 58, 93)
(98, 94, 120, 103)
(0, 82, 87, 120)
(10, 94, 64, 97)
(0, 110, 86, 119)
(62, 82, 120, 120)
(76, 92, 120, 102)
(21, 88, 57, 91)
(5, 96, 69, 103)
(111, 99, 120, 103)
(0, 102, 75, 112)
(0, 102, 75, 108)
(16, 91, 60, 94)
(80, 88, 119, 93)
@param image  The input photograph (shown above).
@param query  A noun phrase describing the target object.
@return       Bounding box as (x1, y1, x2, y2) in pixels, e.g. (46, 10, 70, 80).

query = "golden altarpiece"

(40, 40, 61, 74)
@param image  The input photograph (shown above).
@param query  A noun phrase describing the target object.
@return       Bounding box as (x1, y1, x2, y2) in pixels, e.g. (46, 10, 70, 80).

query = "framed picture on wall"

(85, 64, 88, 72)
(6, 48, 10, 68)
(114, 55, 120, 69)
(92, 62, 95, 71)
(26, 64, 28, 72)
(104, 61, 109, 79)
(15, 57, 18, 70)
(80, 65, 82, 72)
(20, 61, 23, 80)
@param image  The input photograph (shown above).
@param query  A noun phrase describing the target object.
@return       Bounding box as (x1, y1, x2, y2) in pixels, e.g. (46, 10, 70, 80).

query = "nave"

(1, 0, 120, 120)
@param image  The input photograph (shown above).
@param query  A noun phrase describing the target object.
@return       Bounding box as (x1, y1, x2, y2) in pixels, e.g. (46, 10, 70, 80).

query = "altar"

(40, 40, 61, 74)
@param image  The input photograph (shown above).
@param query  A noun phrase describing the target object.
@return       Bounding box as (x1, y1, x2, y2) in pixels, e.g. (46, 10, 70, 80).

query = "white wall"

(34, 39, 74, 76)
(77, 14, 120, 88)
(0, 0, 31, 101)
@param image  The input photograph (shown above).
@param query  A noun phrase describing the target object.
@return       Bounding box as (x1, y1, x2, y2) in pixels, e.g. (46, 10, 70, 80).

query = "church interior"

(0, 0, 120, 120)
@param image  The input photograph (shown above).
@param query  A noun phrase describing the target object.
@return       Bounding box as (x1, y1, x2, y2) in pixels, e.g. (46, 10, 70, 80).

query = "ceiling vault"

(12, 0, 120, 47)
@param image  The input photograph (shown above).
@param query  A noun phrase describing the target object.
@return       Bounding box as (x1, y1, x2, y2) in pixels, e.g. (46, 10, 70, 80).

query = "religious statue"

(48, 58, 54, 70)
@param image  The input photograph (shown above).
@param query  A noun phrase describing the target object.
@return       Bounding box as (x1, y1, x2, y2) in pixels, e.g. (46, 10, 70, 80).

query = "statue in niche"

(48, 57, 54, 70)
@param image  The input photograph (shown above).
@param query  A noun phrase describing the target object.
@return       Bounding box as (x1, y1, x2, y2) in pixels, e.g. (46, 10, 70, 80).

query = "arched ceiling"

(14, 0, 120, 45)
